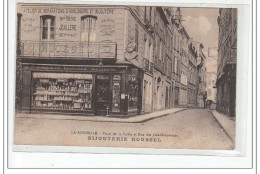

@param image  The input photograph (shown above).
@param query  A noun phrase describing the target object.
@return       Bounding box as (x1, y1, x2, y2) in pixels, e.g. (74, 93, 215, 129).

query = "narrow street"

(15, 109, 234, 150)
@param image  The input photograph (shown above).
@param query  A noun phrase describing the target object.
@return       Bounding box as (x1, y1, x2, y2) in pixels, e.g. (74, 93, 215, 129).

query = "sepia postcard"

(14, 2, 237, 151)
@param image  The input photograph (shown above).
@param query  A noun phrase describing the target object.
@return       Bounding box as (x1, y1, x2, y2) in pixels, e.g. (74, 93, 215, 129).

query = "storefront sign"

(97, 75, 110, 80)
(100, 19, 115, 36)
(59, 24, 77, 31)
(129, 74, 137, 82)
(22, 18, 37, 33)
(23, 64, 127, 73)
(113, 75, 121, 81)
(22, 7, 114, 14)
(60, 16, 77, 22)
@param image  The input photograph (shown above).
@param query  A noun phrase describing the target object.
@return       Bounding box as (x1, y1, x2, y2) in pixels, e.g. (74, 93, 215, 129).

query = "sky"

(181, 7, 219, 73)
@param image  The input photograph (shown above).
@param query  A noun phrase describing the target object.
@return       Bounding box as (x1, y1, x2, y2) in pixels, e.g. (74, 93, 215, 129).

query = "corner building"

(216, 8, 237, 116)
(16, 4, 157, 116)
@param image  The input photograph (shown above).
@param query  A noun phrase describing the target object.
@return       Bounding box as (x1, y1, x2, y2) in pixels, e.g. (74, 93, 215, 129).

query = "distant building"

(179, 27, 189, 107)
(216, 8, 237, 117)
(171, 7, 183, 107)
(195, 43, 207, 108)
(206, 72, 217, 109)
(187, 41, 198, 108)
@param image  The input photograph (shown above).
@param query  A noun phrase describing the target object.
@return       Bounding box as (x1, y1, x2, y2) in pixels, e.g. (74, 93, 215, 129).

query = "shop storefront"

(216, 65, 236, 117)
(18, 63, 142, 116)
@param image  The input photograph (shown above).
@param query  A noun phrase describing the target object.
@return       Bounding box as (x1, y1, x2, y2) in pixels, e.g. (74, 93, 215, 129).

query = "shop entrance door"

(95, 75, 110, 115)
(165, 86, 169, 109)
(175, 87, 179, 106)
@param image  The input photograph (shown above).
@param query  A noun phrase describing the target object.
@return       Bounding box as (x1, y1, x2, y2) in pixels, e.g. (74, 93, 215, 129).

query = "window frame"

(40, 15, 55, 40)
(81, 15, 98, 43)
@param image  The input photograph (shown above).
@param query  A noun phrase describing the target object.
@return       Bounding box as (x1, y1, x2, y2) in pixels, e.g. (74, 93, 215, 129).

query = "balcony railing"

(17, 40, 117, 59)
(154, 58, 167, 74)
(143, 58, 150, 71)
(149, 62, 154, 74)
(143, 58, 153, 74)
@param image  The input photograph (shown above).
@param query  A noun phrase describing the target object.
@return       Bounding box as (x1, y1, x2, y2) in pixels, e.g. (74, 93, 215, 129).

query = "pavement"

(15, 108, 235, 146)
(15, 108, 234, 149)
(209, 110, 236, 143)
(16, 108, 186, 123)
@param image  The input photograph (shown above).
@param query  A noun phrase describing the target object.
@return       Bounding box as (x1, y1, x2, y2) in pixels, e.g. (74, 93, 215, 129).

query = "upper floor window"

(41, 15, 55, 40)
(136, 6, 140, 13)
(144, 39, 149, 59)
(17, 13, 22, 41)
(81, 16, 97, 42)
(144, 39, 153, 64)
(135, 24, 139, 51)
(176, 36, 179, 52)
(159, 40, 163, 60)
(144, 7, 152, 23)
(149, 43, 153, 62)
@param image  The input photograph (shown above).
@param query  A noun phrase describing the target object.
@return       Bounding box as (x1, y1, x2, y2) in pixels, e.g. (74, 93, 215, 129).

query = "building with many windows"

(187, 41, 198, 108)
(170, 7, 183, 107)
(16, 4, 159, 116)
(152, 7, 173, 111)
(216, 8, 237, 117)
(206, 72, 217, 109)
(16, 4, 210, 116)
(195, 43, 207, 108)
(179, 27, 189, 107)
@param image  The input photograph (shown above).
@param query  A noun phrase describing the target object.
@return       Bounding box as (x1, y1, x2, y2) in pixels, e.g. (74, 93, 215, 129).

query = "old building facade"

(195, 43, 207, 108)
(216, 8, 237, 117)
(179, 27, 189, 107)
(206, 72, 217, 109)
(16, 4, 158, 116)
(187, 41, 198, 108)
(16, 4, 210, 116)
(171, 7, 183, 107)
(152, 7, 173, 111)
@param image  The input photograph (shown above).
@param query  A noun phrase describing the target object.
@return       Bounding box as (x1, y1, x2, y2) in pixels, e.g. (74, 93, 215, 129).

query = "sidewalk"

(16, 108, 186, 123)
(209, 110, 236, 142)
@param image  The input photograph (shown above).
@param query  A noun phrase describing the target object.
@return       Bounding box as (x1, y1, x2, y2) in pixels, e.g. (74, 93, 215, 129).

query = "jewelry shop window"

(32, 73, 93, 111)
(81, 16, 97, 42)
(41, 15, 55, 40)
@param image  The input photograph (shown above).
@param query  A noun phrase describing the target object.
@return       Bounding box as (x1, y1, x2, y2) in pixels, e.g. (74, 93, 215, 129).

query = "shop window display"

(112, 75, 121, 112)
(32, 73, 92, 111)
(128, 74, 138, 111)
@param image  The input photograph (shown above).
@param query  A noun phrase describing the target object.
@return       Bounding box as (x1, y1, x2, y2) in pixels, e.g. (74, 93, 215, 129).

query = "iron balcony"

(17, 40, 117, 60)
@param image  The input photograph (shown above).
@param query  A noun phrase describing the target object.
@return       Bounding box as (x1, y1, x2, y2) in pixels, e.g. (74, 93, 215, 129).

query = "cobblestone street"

(15, 109, 234, 150)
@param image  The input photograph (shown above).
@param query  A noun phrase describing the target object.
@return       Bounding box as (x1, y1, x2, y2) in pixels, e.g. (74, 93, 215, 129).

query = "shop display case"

(32, 73, 93, 111)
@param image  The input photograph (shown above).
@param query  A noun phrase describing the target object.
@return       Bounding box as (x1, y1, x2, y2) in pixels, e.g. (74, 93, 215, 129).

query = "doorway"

(175, 87, 179, 106)
(165, 86, 169, 109)
(95, 75, 110, 115)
